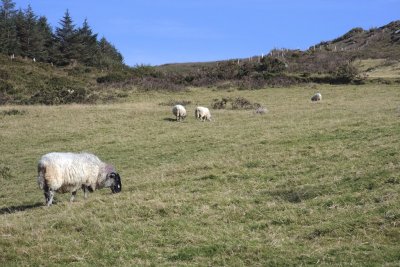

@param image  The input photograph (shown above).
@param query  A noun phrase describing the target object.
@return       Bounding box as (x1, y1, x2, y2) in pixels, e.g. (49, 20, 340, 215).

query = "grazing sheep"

(311, 92, 322, 102)
(172, 104, 187, 121)
(254, 106, 268, 114)
(37, 152, 121, 206)
(195, 106, 212, 121)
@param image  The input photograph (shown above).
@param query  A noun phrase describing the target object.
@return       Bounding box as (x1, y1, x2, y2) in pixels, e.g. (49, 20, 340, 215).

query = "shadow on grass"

(163, 117, 177, 122)
(163, 117, 187, 122)
(0, 202, 43, 215)
(268, 186, 323, 203)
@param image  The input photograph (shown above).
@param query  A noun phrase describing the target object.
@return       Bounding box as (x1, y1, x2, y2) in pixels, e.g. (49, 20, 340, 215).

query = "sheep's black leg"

(82, 185, 89, 199)
(82, 186, 87, 199)
(70, 191, 77, 202)
(47, 190, 54, 206)
(43, 182, 54, 206)
(43, 190, 50, 205)
(82, 185, 93, 199)
(44, 187, 55, 206)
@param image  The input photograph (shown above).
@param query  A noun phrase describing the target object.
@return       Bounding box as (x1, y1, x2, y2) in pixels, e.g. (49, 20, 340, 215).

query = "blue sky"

(12, 0, 400, 66)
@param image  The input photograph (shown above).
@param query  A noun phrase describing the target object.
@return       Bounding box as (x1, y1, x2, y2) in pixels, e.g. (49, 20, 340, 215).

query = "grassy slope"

(355, 59, 400, 79)
(0, 84, 400, 265)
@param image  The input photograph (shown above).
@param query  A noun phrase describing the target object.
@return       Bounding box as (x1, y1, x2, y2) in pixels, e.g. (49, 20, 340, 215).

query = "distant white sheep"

(254, 106, 268, 114)
(37, 152, 121, 206)
(195, 106, 212, 121)
(172, 104, 187, 121)
(311, 92, 322, 102)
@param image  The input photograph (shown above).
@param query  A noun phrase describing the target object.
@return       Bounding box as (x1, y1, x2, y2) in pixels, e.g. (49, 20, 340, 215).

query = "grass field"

(1, 84, 399, 266)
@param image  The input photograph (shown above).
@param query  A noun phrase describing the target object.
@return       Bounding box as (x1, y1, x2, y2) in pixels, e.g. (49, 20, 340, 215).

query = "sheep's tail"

(37, 160, 47, 189)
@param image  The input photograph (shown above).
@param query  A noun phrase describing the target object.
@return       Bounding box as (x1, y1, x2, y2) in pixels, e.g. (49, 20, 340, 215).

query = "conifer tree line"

(0, 0, 124, 68)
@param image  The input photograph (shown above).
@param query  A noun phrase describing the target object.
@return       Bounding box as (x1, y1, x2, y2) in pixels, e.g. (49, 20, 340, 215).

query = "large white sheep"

(37, 152, 121, 206)
(195, 106, 212, 121)
(311, 92, 322, 102)
(172, 104, 187, 121)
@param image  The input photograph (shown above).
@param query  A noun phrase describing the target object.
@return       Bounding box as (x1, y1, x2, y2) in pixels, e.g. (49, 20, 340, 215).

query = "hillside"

(315, 20, 400, 58)
(1, 20, 399, 105)
(160, 20, 400, 70)
(157, 20, 400, 84)
(280, 20, 400, 75)
(0, 54, 131, 105)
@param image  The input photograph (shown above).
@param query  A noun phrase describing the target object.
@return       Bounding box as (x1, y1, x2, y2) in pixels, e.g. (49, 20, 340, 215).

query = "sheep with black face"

(37, 152, 121, 206)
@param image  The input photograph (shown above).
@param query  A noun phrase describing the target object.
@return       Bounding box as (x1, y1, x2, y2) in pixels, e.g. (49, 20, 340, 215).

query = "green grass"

(1, 84, 400, 266)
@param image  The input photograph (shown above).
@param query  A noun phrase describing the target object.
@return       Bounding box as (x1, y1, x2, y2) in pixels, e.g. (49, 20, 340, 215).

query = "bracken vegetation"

(211, 96, 262, 110)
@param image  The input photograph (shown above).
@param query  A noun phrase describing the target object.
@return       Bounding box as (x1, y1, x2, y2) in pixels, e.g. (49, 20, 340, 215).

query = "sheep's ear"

(109, 172, 118, 180)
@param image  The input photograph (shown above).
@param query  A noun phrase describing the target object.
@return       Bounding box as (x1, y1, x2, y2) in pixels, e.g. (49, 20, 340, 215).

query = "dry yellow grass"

(1, 84, 399, 265)
(356, 59, 400, 78)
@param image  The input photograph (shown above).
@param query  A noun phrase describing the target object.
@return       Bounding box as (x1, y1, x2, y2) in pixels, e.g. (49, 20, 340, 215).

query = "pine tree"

(54, 9, 79, 65)
(0, 0, 18, 55)
(13, 8, 24, 55)
(16, 5, 41, 59)
(97, 37, 123, 69)
(36, 16, 54, 62)
(0, 3, 125, 68)
(76, 19, 98, 65)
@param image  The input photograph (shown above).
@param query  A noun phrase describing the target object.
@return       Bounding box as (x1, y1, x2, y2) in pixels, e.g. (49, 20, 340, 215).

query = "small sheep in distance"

(195, 106, 212, 121)
(311, 92, 322, 102)
(37, 152, 122, 206)
(172, 104, 187, 121)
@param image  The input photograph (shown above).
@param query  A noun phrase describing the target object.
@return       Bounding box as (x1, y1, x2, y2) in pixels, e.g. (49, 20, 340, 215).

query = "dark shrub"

(0, 109, 27, 116)
(0, 80, 15, 94)
(257, 57, 287, 73)
(265, 74, 300, 87)
(67, 66, 92, 76)
(334, 62, 360, 83)
(236, 75, 267, 90)
(29, 77, 88, 105)
(29, 87, 87, 105)
(211, 97, 261, 110)
(211, 98, 229, 109)
(231, 97, 260, 110)
(131, 64, 162, 78)
(0, 92, 11, 105)
(237, 64, 251, 78)
(97, 72, 129, 83)
(0, 69, 9, 80)
(134, 77, 186, 91)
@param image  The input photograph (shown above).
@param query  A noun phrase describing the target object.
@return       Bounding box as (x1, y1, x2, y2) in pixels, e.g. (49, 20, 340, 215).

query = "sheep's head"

(106, 172, 122, 193)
